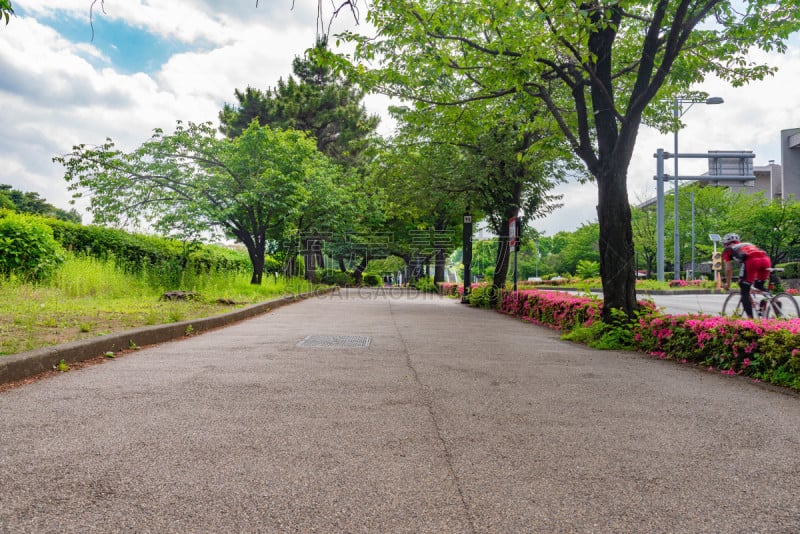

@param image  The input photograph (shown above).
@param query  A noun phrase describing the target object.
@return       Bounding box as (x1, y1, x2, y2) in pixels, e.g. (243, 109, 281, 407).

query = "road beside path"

(1, 288, 799, 532)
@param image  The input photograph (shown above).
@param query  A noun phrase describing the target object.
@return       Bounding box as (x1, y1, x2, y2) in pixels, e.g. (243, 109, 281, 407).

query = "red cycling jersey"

(722, 242, 771, 284)
(722, 242, 767, 263)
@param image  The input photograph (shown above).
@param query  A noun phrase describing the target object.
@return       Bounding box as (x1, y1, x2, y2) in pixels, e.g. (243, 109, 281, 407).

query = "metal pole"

(673, 98, 680, 280)
(513, 217, 519, 292)
(656, 149, 665, 282)
(690, 192, 695, 281)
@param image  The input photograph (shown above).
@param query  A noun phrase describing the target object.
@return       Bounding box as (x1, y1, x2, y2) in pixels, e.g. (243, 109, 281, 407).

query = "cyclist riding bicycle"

(721, 232, 772, 318)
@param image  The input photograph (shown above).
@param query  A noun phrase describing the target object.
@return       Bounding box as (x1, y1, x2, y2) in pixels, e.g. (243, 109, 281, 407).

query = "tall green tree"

(631, 204, 657, 277)
(219, 38, 382, 281)
(0, 185, 82, 223)
(219, 38, 379, 167)
(55, 120, 338, 284)
(373, 140, 468, 284)
(464, 119, 566, 305)
(386, 96, 572, 301)
(729, 195, 800, 264)
(332, 0, 800, 320)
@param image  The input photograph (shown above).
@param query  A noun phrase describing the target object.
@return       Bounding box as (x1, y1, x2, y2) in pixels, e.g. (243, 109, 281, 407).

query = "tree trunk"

(237, 233, 265, 285)
(250, 258, 264, 284)
(353, 254, 368, 285)
(303, 236, 318, 283)
(491, 216, 512, 308)
(434, 248, 446, 284)
(596, 168, 637, 320)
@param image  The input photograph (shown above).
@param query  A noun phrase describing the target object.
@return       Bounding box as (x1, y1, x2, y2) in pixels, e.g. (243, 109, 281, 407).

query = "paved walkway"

(1, 288, 799, 532)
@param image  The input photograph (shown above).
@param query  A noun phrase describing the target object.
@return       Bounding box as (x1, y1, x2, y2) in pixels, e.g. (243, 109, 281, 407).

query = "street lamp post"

(461, 210, 472, 304)
(672, 95, 723, 280)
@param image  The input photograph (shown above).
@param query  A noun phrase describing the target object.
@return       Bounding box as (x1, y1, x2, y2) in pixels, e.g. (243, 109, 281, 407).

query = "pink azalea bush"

(500, 289, 602, 331)
(438, 282, 461, 297)
(667, 279, 706, 287)
(436, 282, 489, 300)
(497, 289, 800, 391)
(633, 314, 800, 389)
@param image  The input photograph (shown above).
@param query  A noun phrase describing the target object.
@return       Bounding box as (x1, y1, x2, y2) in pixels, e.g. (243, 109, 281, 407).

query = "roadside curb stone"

(0, 287, 336, 386)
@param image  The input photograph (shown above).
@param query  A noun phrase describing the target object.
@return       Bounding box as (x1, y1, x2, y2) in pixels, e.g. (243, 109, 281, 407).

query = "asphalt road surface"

(640, 292, 732, 315)
(1, 288, 799, 532)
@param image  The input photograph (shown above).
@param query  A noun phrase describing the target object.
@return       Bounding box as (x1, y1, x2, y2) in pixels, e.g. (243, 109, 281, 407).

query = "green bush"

(468, 283, 500, 309)
(0, 211, 65, 281)
(576, 260, 600, 279)
(317, 268, 354, 286)
(361, 272, 383, 287)
(413, 277, 437, 293)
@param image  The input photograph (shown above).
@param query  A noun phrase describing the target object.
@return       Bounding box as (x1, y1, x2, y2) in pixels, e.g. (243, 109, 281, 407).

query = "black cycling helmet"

(722, 232, 740, 245)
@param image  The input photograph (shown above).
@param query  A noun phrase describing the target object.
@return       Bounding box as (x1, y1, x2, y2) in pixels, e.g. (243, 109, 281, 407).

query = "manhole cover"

(297, 335, 372, 348)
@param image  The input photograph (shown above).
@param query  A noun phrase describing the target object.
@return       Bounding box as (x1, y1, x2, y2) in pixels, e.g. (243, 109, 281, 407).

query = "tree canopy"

(54, 120, 339, 284)
(331, 0, 800, 319)
(0, 184, 81, 223)
(220, 38, 380, 168)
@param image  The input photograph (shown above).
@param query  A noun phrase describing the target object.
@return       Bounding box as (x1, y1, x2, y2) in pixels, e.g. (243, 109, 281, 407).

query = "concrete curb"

(0, 287, 336, 386)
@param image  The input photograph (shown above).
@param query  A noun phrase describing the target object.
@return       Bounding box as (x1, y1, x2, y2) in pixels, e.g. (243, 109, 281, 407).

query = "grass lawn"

(0, 254, 317, 356)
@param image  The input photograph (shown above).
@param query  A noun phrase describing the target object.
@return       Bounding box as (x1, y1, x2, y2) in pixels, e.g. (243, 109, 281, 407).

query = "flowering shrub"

(500, 290, 602, 331)
(633, 314, 800, 389)
(667, 280, 707, 287)
(436, 282, 487, 298)
(438, 282, 460, 297)
(496, 288, 800, 391)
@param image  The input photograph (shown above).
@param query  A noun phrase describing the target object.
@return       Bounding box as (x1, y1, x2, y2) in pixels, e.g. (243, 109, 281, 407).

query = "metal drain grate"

(297, 335, 372, 348)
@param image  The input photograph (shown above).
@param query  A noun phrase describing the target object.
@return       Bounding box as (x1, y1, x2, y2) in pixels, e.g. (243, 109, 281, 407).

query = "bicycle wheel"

(765, 293, 800, 319)
(721, 292, 745, 317)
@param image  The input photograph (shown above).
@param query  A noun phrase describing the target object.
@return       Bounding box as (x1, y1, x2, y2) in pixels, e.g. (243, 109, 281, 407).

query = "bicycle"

(721, 268, 800, 319)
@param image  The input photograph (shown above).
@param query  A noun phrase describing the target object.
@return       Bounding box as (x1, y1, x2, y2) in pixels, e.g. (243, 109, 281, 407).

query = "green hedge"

(317, 268, 354, 286)
(43, 219, 253, 280)
(362, 272, 383, 287)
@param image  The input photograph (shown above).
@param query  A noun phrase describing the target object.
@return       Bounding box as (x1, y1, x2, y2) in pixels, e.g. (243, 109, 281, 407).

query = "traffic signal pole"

(653, 150, 755, 282)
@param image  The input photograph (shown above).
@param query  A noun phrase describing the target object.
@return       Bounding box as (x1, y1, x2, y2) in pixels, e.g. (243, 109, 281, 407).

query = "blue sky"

(32, 8, 196, 74)
(1, 2, 799, 236)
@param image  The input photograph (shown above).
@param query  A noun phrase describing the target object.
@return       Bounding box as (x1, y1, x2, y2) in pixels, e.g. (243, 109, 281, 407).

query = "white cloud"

(0, 3, 351, 219)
